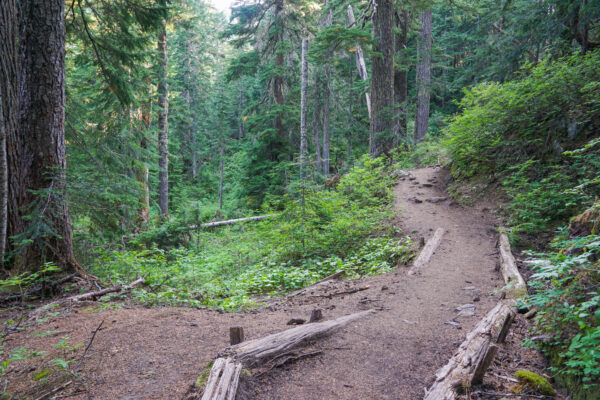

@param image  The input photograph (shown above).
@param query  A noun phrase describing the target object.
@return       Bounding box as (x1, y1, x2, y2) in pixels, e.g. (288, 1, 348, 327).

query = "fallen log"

(197, 310, 375, 399)
(30, 278, 145, 317)
(189, 214, 275, 230)
(424, 302, 516, 400)
(498, 232, 527, 298)
(408, 228, 445, 275)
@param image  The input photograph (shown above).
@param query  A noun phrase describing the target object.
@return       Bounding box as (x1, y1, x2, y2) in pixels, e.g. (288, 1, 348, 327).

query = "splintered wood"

(408, 228, 445, 275)
(498, 232, 527, 298)
(199, 310, 375, 399)
(424, 302, 516, 400)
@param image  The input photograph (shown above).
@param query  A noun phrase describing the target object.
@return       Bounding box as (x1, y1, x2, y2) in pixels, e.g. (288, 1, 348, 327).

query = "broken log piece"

(498, 232, 527, 298)
(200, 357, 242, 400)
(220, 310, 375, 368)
(471, 343, 498, 385)
(408, 228, 445, 275)
(424, 302, 515, 400)
(309, 309, 323, 323)
(189, 214, 276, 230)
(230, 326, 244, 345)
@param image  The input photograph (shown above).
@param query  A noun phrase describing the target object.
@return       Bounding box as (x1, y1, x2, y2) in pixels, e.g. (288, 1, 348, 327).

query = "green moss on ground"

(515, 370, 556, 396)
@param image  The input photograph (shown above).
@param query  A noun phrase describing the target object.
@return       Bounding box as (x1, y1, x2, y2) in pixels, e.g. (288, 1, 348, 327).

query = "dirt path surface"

(2, 167, 505, 400)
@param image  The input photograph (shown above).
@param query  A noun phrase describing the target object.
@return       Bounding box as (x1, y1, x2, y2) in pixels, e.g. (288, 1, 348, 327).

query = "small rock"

(408, 176, 416, 181)
(381, 286, 389, 291)
(421, 183, 433, 187)
(473, 296, 481, 302)
(287, 318, 306, 325)
(455, 304, 475, 312)
(426, 197, 447, 203)
(440, 302, 449, 306)
(462, 286, 477, 291)
(402, 319, 418, 325)
(411, 197, 423, 204)
(444, 321, 461, 329)
(456, 310, 475, 318)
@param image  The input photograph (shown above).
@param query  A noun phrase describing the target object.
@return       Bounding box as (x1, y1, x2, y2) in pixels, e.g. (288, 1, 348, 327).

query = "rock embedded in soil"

(287, 318, 306, 325)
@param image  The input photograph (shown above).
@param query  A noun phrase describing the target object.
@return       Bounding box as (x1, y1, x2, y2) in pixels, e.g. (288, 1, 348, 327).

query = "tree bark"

(219, 139, 224, 210)
(347, 5, 371, 121)
(0, 0, 17, 264)
(2, 0, 77, 273)
(369, 0, 395, 157)
(414, 9, 432, 142)
(394, 10, 409, 140)
(321, 4, 333, 175)
(157, 19, 169, 216)
(300, 39, 308, 179)
(312, 85, 322, 173)
(136, 94, 151, 226)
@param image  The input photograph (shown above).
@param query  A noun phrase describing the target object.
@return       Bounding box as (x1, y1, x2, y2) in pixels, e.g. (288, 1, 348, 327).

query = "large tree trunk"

(414, 9, 432, 142)
(136, 93, 152, 226)
(3, 0, 77, 272)
(394, 10, 409, 141)
(369, 0, 395, 157)
(0, 0, 18, 264)
(157, 19, 169, 216)
(321, 4, 333, 175)
(347, 5, 371, 121)
(299, 39, 308, 179)
(312, 84, 322, 173)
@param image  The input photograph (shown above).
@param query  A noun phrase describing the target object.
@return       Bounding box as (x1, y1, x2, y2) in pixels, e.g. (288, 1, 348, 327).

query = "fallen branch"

(408, 228, 445, 275)
(189, 214, 275, 230)
(30, 278, 144, 317)
(308, 285, 370, 298)
(285, 270, 346, 299)
(74, 319, 104, 371)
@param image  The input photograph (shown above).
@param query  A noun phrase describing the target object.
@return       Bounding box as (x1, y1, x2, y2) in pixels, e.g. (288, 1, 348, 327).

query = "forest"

(0, 0, 599, 399)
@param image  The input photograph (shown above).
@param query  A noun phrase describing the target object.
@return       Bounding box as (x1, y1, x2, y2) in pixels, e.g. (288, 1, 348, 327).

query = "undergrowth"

(86, 156, 413, 310)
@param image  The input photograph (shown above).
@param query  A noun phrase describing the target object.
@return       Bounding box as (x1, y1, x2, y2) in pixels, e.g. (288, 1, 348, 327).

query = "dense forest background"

(1, 0, 599, 396)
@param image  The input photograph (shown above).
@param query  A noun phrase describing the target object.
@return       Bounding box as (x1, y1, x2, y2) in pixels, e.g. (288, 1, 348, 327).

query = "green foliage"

(526, 232, 600, 389)
(0, 263, 61, 299)
(446, 51, 600, 234)
(86, 158, 412, 310)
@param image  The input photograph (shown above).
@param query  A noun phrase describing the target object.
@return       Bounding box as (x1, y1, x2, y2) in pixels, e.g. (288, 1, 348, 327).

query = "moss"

(568, 201, 600, 237)
(194, 360, 214, 388)
(515, 370, 556, 396)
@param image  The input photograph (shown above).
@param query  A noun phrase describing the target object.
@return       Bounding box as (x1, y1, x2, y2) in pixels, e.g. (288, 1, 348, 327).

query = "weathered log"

(30, 278, 144, 317)
(222, 309, 375, 368)
(498, 232, 527, 298)
(198, 310, 375, 399)
(200, 358, 242, 400)
(408, 228, 445, 275)
(189, 214, 275, 230)
(424, 302, 516, 399)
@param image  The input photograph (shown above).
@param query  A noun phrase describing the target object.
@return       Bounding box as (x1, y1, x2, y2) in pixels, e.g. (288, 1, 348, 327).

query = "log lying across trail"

(198, 310, 375, 400)
(424, 229, 528, 399)
(189, 214, 275, 230)
(408, 227, 445, 275)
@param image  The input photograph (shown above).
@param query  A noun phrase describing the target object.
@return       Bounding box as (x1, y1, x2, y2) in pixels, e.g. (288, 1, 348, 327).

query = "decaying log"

(498, 232, 527, 298)
(30, 278, 145, 317)
(223, 309, 374, 367)
(408, 228, 445, 275)
(198, 310, 375, 399)
(201, 357, 242, 400)
(189, 215, 275, 230)
(424, 302, 516, 400)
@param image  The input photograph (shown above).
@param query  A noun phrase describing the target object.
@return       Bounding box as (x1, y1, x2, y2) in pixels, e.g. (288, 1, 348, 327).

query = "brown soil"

(0, 167, 548, 399)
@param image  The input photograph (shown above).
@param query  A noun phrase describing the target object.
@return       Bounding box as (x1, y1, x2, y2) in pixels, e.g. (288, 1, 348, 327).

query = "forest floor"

(1, 167, 555, 400)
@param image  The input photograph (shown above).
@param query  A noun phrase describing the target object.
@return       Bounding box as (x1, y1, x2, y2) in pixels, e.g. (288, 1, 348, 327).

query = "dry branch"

(285, 270, 345, 299)
(189, 214, 275, 230)
(408, 228, 445, 275)
(30, 278, 144, 317)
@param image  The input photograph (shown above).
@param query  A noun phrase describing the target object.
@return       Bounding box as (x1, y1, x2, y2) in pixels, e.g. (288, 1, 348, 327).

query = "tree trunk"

(394, 10, 409, 141)
(414, 9, 432, 142)
(313, 84, 322, 174)
(3, 0, 77, 272)
(0, 0, 18, 264)
(136, 94, 151, 226)
(369, 0, 395, 157)
(183, 50, 195, 180)
(321, 4, 333, 175)
(157, 19, 169, 216)
(219, 139, 224, 210)
(299, 39, 308, 179)
(347, 5, 371, 121)
(237, 83, 245, 140)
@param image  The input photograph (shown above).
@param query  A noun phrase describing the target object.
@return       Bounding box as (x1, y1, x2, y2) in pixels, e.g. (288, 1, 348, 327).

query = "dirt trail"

(2, 167, 505, 399)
